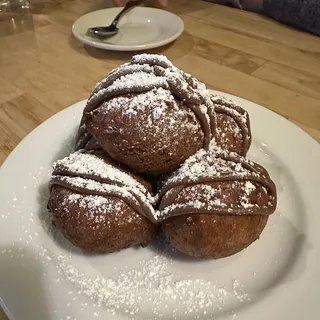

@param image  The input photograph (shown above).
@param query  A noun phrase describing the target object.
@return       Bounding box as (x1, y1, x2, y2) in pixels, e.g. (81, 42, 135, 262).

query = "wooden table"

(1, 0, 320, 167)
(0, 0, 319, 318)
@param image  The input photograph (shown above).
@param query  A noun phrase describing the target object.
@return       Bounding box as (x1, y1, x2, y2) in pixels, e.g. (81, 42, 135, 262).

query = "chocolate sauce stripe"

(50, 177, 156, 223)
(158, 202, 275, 220)
(220, 153, 270, 177)
(167, 77, 203, 105)
(90, 64, 154, 98)
(208, 106, 217, 140)
(156, 151, 277, 215)
(153, 65, 204, 106)
(83, 57, 215, 152)
(157, 185, 183, 210)
(158, 173, 276, 204)
(84, 83, 169, 114)
(157, 67, 213, 146)
(86, 59, 171, 112)
(157, 150, 275, 196)
(87, 62, 129, 100)
(215, 104, 251, 154)
(131, 55, 173, 68)
(212, 97, 246, 115)
(75, 132, 92, 151)
(187, 104, 212, 147)
(52, 170, 150, 198)
(83, 137, 102, 152)
(108, 62, 130, 76)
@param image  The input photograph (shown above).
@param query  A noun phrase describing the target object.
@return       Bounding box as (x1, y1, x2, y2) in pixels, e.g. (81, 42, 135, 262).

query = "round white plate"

(72, 7, 184, 51)
(0, 91, 319, 320)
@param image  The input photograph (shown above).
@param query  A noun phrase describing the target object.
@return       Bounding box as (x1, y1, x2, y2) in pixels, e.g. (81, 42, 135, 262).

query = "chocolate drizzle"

(211, 94, 252, 155)
(89, 64, 154, 100)
(49, 148, 277, 224)
(75, 118, 101, 151)
(49, 150, 157, 223)
(156, 147, 277, 221)
(82, 54, 215, 151)
(75, 55, 252, 155)
(85, 72, 169, 113)
(49, 54, 279, 256)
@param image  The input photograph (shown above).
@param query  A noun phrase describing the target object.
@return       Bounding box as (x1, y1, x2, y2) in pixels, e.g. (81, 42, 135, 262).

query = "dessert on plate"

(48, 53, 276, 258)
(48, 150, 155, 253)
(157, 147, 277, 259)
(75, 54, 252, 175)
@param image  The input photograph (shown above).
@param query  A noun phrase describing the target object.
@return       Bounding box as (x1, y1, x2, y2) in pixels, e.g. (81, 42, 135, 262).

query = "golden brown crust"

(48, 185, 155, 253)
(157, 148, 276, 259)
(85, 93, 204, 175)
(215, 114, 246, 156)
(161, 213, 268, 259)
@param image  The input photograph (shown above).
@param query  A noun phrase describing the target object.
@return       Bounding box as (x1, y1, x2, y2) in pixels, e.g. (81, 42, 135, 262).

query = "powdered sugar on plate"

(57, 255, 248, 319)
(37, 239, 250, 320)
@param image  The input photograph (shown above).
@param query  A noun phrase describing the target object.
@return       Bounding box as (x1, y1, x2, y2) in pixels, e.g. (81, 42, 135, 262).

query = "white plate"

(72, 8, 184, 51)
(0, 91, 319, 320)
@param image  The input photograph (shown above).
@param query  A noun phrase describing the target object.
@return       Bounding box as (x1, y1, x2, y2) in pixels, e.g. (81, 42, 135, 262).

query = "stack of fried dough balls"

(48, 54, 277, 259)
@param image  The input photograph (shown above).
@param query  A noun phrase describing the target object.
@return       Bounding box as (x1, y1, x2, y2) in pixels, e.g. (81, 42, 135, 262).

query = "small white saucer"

(72, 7, 184, 51)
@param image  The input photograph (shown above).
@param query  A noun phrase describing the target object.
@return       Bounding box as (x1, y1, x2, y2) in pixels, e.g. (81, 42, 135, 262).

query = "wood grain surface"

(0, 0, 319, 318)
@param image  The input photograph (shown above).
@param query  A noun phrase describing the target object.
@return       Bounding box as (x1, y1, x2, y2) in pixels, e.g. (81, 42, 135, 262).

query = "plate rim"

(72, 7, 185, 51)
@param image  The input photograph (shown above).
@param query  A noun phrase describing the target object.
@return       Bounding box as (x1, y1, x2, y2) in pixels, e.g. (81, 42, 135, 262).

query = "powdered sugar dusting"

(51, 151, 156, 221)
(53, 151, 148, 195)
(239, 181, 257, 209)
(87, 72, 169, 109)
(65, 193, 122, 213)
(164, 148, 257, 186)
(244, 181, 256, 195)
(131, 53, 173, 68)
(101, 88, 200, 131)
(98, 87, 202, 148)
(51, 174, 156, 221)
(92, 64, 154, 95)
(1, 217, 251, 320)
(50, 249, 249, 319)
(83, 54, 215, 154)
(184, 71, 208, 98)
(211, 95, 241, 112)
(100, 87, 174, 116)
(157, 147, 277, 220)
(211, 94, 251, 155)
(108, 72, 168, 94)
(60, 193, 125, 224)
(53, 175, 140, 203)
